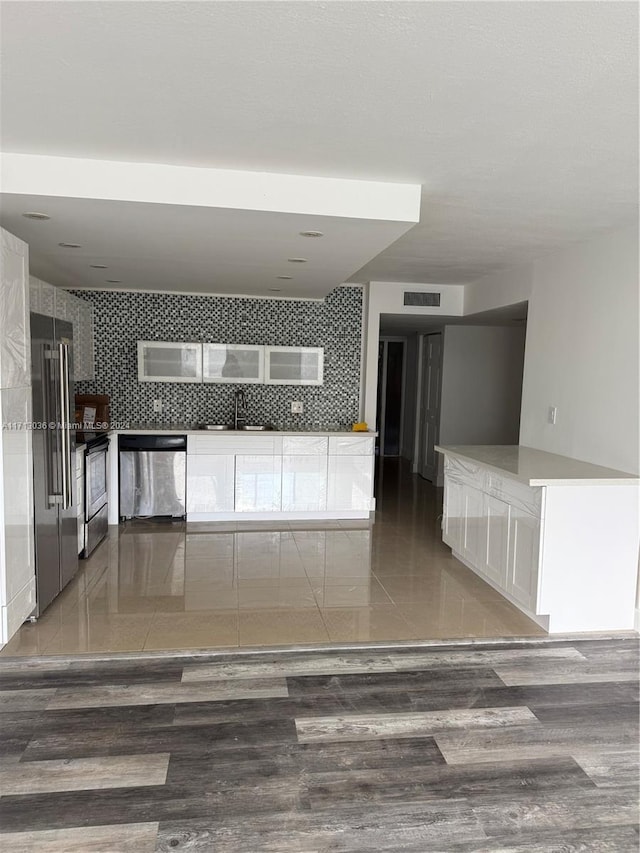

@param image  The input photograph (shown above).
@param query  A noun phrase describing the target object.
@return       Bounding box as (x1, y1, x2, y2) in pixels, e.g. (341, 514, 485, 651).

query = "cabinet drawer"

(282, 436, 328, 456)
(485, 472, 542, 516)
(328, 436, 374, 456)
(188, 435, 282, 455)
(444, 456, 482, 486)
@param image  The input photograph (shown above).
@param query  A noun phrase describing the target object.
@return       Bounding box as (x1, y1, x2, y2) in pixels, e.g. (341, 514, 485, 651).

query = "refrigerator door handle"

(58, 342, 73, 510)
(43, 345, 61, 506)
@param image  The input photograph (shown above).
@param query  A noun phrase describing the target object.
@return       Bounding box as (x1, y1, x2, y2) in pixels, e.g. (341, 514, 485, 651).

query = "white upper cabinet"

(1, 233, 30, 390)
(28, 280, 95, 381)
(265, 346, 324, 385)
(137, 341, 202, 383)
(75, 300, 95, 381)
(202, 343, 264, 384)
(53, 287, 71, 320)
(135, 342, 324, 385)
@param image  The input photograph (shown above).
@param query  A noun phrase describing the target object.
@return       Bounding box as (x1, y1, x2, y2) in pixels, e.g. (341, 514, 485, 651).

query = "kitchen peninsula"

(108, 427, 376, 525)
(437, 444, 639, 633)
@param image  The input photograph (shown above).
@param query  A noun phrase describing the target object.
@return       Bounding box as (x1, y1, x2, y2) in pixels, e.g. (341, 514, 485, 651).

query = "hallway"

(2, 460, 544, 657)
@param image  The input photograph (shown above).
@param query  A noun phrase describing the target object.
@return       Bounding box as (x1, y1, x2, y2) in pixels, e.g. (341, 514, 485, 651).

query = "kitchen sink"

(198, 423, 273, 431)
(199, 424, 234, 430)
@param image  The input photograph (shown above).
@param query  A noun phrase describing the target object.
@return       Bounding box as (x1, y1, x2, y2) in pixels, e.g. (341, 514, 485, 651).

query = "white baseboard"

(186, 510, 371, 522)
(0, 576, 36, 647)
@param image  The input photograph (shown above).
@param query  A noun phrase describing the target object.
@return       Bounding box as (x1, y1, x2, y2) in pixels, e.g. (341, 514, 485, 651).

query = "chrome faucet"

(234, 389, 247, 430)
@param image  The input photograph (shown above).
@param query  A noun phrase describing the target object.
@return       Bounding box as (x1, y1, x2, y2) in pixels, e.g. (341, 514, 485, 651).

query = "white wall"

(365, 224, 640, 475)
(363, 281, 464, 427)
(520, 224, 639, 474)
(464, 263, 533, 315)
(440, 325, 526, 446)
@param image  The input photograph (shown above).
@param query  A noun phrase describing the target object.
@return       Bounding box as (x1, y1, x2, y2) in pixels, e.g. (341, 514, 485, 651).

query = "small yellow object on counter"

(351, 422, 368, 432)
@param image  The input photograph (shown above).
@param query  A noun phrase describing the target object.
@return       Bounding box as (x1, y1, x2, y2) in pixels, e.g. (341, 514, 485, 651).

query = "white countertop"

(109, 426, 377, 438)
(435, 444, 639, 486)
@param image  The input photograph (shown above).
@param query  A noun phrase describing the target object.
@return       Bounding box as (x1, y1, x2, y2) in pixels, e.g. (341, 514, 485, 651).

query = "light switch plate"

(291, 401, 304, 414)
(548, 406, 557, 425)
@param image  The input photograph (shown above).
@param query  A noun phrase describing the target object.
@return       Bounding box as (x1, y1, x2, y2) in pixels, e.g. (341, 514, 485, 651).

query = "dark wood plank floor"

(0, 638, 638, 851)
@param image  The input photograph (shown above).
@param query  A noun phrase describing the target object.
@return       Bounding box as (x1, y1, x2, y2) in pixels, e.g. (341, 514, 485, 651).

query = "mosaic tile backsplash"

(71, 286, 363, 429)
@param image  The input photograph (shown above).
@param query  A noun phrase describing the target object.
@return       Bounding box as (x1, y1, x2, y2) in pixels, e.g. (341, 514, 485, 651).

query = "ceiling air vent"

(403, 291, 441, 307)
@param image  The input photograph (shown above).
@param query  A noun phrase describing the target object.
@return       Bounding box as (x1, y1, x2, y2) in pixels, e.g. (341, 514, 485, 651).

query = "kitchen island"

(436, 444, 639, 633)
(107, 427, 377, 524)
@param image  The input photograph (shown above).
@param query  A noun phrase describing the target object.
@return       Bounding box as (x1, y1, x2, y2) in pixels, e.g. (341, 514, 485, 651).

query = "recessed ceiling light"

(22, 212, 50, 221)
(277, 275, 293, 280)
(89, 264, 108, 269)
(58, 242, 82, 248)
(105, 279, 121, 283)
(287, 257, 307, 263)
(269, 288, 282, 292)
(299, 230, 323, 238)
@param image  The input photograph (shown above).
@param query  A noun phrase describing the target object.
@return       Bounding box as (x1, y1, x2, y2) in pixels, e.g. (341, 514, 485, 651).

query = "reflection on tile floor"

(2, 460, 545, 656)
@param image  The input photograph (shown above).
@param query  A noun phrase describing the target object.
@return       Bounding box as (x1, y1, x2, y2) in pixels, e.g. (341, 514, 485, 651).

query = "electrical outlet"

(548, 406, 557, 425)
(153, 399, 163, 413)
(291, 401, 304, 414)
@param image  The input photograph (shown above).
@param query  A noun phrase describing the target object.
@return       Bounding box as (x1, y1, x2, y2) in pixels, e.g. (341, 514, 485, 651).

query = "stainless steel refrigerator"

(30, 312, 78, 617)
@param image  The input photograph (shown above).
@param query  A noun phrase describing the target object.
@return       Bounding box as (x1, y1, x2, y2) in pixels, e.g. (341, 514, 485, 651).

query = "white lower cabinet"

(443, 479, 463, 552)
(184, 432, 373, 519)
(507, 508, 540, 611)
(282, 456, 328, 511)
(461, 485, 484, 568)
(186, 454, 235, 514)
(327, 455, 374, 512)
(442, 457, 539, 618)
(482, 494, 510, 588)
(440, 448, 640, 632)
(235, 456, 282, 512)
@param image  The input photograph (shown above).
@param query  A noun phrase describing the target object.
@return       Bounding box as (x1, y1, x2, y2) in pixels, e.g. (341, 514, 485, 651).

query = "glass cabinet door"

(202, 343, 264, 384)
(265, 346, 324, 385)
(137, 341, 202, 383)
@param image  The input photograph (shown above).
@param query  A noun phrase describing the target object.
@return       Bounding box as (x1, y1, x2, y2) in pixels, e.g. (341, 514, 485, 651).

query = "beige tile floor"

(1, 459, 545, 656)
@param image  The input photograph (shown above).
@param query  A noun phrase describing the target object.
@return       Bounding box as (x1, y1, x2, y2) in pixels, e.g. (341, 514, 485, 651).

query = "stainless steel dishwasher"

(119, 434, 187, 520)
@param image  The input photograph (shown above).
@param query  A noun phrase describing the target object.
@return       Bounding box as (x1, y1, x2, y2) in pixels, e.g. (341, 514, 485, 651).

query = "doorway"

(376, 337, 406, 456)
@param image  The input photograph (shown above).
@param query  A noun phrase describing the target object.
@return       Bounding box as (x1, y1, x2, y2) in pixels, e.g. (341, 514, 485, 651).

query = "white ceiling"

(0, 154, 419, 298)
(0, 191, 413, 298)
(1, 1, 637, 292)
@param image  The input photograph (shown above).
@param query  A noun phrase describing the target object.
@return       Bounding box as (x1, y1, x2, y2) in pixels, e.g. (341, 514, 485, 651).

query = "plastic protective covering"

(0, 228, 35, 644)
(444, 454, 541, 516)
(282, 436, 328, 456)
(444, 456, 481, 484)
(0, 229, 30, 389)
